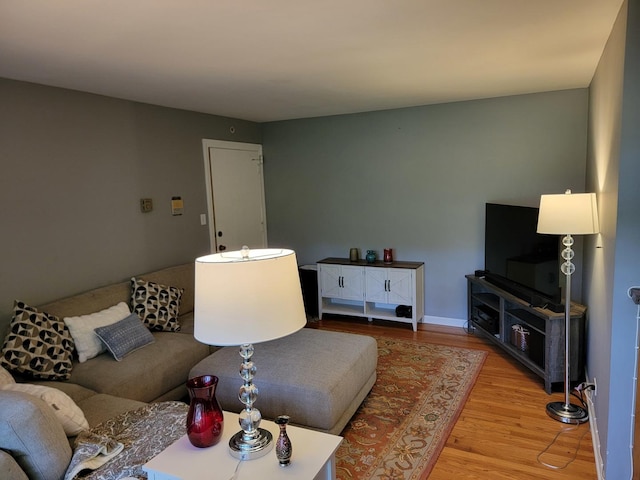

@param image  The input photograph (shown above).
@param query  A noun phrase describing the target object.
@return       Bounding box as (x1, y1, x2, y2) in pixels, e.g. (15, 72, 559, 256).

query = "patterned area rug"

(334, 334, 486, 480)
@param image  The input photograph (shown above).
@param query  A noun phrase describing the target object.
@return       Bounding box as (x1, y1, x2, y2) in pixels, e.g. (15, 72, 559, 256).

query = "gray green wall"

(262, 90, 589, 325)
(587, 0, 640, 477)
(0, 78, 261, 335)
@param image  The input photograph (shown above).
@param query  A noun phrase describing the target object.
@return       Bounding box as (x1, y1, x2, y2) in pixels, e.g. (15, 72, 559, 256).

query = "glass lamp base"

(228, 428, 273, 460)
(546, 401, 588, 424)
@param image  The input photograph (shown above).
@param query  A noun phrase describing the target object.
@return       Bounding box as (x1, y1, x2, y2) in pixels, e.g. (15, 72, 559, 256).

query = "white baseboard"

(584, 374, 605, 480)
(422, 315, 467, 329)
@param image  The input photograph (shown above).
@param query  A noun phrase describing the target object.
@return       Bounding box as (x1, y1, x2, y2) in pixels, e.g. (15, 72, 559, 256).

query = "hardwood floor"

(312, 316, 597, 479)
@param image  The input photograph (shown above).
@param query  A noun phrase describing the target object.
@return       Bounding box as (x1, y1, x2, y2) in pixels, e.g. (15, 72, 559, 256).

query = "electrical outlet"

(593, 377, 597, 397)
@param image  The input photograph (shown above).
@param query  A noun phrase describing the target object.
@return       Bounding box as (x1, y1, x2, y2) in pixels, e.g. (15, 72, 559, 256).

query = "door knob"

(219, 245, 227, 251)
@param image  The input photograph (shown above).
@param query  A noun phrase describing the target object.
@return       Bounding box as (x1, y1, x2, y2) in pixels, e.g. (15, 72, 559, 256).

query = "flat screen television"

(484, 203, 563, 311)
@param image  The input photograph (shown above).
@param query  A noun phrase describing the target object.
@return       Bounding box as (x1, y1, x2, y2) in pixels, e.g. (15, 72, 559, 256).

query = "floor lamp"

(537, 189, 599, 424)
(193, 247, 306, 459)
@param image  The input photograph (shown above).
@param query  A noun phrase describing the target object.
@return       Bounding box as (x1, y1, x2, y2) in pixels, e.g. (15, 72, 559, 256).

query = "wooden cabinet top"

(318, 257, 424, 270)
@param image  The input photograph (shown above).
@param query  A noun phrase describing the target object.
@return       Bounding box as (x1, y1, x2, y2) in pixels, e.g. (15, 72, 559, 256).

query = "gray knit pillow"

(95, 313, 155, 361)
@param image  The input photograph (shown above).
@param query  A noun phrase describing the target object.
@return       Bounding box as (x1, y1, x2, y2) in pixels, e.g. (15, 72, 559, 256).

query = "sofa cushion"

(2, 383, 89, 436)
(1, 365, 15, 386)
(0, 390, 72, 480)
(0, 301, 75, 380)
(38, 281, 131, 320)
(29, 380, 98, 405)
(140, 263, 195, 315)
(177, 312, 194, 334)
(77, 393, 147, 428)
(69, 331, 210, 403)
(131, 278, 183, 332)
(95, 313, 155, 361)
(0, 449, 28, 480)
(63, 302, 131, 363)
(189, 328, 378, 434)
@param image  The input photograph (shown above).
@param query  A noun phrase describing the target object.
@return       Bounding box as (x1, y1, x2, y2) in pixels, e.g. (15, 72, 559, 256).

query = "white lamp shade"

(194, 248, 306, 346)
(537, 191, 600, 235)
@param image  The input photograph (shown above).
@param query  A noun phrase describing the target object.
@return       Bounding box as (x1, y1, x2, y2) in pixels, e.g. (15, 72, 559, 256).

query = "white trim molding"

(422, 315, 467, 329)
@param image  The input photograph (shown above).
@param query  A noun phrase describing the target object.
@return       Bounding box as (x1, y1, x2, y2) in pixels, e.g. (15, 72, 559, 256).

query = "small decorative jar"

(349, 248, 359, 262)
(365, 250, 377, 263)
(186, 375, 224, 448)
(383, 248, 393, 264)
(275, 415, 292, 466)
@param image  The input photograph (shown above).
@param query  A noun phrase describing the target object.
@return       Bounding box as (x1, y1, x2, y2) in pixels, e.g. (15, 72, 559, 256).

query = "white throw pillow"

(1, 383, 89, 436)
(64, 302, 131, 363)
(0, 366, 15, 386)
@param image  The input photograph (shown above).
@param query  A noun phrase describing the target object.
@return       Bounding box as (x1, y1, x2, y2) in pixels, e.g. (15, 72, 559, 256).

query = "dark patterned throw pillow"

(0, 301, 75, 380)
(130, 278, 183, 332)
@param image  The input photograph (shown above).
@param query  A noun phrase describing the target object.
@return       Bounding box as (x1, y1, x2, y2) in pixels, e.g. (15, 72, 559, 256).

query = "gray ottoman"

(189, 328, 378, 435)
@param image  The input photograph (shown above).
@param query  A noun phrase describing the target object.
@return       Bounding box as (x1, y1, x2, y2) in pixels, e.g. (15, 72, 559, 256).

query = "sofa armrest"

(0, 449, 28, 480)
(0, 390, 72, 480)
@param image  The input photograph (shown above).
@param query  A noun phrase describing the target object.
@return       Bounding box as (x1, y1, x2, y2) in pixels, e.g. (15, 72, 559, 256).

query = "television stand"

(466, 274, 586, 393)
(482, 272, 564, 313)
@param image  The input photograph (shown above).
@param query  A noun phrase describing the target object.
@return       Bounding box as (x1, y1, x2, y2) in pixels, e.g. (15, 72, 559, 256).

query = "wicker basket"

(510, 324, 530, 353)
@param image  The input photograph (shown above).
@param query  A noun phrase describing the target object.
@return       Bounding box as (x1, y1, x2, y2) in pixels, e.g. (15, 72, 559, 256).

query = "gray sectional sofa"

(1, 263, 211, 480)
(0, 262, 378, 480)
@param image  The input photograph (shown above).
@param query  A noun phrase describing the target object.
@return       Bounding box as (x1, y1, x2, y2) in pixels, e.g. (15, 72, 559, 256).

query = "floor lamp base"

(546, 401, 588, 424)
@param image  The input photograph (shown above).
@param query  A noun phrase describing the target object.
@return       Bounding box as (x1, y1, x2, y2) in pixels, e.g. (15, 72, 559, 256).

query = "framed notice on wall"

(171, 196, 183, 216)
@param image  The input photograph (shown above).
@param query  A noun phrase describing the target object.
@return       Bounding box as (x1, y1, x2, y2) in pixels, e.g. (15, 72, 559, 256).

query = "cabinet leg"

(367, 317, 373, 323)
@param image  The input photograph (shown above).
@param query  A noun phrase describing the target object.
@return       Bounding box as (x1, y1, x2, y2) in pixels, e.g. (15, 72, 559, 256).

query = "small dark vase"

(186, 375, 224, 448)
(365, 250, 377, 263)
(275, 415, 292, 466)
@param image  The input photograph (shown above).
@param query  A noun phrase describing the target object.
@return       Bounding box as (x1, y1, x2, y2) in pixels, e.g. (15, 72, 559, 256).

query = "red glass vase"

(186, 375, 224, 448)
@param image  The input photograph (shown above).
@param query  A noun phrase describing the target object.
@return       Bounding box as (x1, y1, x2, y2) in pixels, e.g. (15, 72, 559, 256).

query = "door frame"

(201, 139, 267, 253)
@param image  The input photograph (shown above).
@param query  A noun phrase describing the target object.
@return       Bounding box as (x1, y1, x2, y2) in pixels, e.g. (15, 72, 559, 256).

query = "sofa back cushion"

(39, 282, 130, 320)
(0, 390, 72, 480)
(37, 263, 195, 320)
(139, 263, 194, 315)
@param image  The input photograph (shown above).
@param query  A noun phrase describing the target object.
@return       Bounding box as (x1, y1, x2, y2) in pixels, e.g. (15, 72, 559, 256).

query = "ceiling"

(0, 1, 625, 123)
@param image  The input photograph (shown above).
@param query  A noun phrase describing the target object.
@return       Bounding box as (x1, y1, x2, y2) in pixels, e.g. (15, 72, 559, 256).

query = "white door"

(202, 140, 267, 253)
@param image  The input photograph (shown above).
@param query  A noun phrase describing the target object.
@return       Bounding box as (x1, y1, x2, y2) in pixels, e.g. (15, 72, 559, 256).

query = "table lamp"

(537, 189, 599, 424)
(193, 247, 306, 459)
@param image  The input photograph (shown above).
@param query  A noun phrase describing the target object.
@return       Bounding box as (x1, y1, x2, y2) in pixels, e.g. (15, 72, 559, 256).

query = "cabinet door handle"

(339, 276, 343, 288)
(387, 279, 391, 292)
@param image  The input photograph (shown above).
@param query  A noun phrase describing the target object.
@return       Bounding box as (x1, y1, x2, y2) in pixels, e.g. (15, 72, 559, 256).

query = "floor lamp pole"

(546, 234, 588, 424)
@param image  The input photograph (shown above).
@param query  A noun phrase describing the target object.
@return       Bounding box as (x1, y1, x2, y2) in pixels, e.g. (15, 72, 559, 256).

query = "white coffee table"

(144, 411, 343, 480)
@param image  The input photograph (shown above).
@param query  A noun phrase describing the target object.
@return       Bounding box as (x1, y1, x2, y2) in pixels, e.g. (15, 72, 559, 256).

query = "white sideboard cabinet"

(317, 257, 424, 331)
